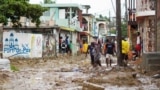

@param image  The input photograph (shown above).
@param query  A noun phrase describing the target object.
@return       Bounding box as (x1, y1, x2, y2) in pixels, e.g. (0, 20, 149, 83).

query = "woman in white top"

(135, 32, 141, 57)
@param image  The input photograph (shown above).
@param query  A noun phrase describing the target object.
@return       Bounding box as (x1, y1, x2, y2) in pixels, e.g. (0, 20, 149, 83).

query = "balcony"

(136, 0, 155, 17)
(70, 21, 81, 31)
(136, 10, 155, 17)
(55, 19, 69, 27)
(55, 19, 81, 31)
(82, 24, 88, 31)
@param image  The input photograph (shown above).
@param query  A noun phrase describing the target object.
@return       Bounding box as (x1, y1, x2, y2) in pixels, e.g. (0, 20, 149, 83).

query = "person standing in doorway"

(61, 40, 67, 55)
(69, 40, 73, 56)
(59, 36, 63, 53)
(135, 32, 141, 58)
(65, 35, 70, 54)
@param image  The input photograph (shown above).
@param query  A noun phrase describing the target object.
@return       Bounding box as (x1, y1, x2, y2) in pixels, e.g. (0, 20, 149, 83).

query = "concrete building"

(40, 3, 84, 55)
(136, 0, 160, 71)
(96, 18, 109, 42)
(136, 0, 156, 53)
(156, 0, 160, 51)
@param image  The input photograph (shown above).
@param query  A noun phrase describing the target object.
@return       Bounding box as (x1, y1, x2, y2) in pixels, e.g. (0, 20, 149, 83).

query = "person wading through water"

(88, 42, 101, 67)
(105, 39, 115, 67)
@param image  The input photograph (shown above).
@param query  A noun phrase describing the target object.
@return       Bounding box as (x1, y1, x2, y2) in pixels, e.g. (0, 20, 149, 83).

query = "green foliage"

(109, 29, 116, 34)
(97, 15, 109, 21)
(0, 0, 48, 27)
(121, 22, 127, 37)
(10, 64, 19, 71)
(44, 0, 55, 4)
(99, 14, 103, 18)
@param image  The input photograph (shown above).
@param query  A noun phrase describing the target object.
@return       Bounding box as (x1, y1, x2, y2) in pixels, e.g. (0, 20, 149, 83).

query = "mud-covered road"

(0, 55, 160, 90)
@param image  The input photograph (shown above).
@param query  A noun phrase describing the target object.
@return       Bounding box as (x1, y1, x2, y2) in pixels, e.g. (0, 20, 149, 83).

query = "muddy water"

(0, 55, 160, 90)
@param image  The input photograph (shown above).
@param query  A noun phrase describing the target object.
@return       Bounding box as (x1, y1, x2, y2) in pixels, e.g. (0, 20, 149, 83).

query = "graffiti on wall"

(3, 33, 30, 57)
(30, 34, 42, 58)
(42, 35, 55, 57)
(3, 32, 42, 58)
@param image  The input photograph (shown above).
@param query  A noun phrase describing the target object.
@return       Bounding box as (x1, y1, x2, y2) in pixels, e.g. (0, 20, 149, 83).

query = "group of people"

(84, 35, 140, 68)
(82, 39, 116, 68)
(59, 35, 72, 55)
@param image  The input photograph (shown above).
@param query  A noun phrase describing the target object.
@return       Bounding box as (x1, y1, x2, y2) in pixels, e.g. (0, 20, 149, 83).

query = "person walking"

(82, 41, 88, 57)
(94, 43, 102, 67)
(122, 37, 130, 66)
(105, 39, 115, 67)
(88, 42, 95, 67)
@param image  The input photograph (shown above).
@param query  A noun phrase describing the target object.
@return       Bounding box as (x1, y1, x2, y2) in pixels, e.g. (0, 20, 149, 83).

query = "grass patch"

(10, 64, 19, 71)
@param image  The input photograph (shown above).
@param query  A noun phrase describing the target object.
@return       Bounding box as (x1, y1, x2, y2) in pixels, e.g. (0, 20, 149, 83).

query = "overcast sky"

(29, 0, 126, 17)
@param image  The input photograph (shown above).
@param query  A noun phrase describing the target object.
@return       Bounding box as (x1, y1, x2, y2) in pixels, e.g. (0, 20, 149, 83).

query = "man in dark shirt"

(88, 42, 95, 67)
(105, 39, 115, 67)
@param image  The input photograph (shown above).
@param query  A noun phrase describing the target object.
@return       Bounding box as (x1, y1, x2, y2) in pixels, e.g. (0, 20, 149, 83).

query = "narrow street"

(0, 55, 159, 90)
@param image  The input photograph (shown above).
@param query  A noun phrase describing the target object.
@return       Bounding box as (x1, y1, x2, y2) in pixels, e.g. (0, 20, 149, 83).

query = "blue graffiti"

(4, 33, 30, 56)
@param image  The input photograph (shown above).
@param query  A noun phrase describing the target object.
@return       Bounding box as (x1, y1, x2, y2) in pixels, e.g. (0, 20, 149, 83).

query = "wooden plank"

(82, 81, 105, 90)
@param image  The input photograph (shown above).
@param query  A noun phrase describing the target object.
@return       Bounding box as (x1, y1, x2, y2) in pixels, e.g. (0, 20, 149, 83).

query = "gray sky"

(29, 0, 126, 17)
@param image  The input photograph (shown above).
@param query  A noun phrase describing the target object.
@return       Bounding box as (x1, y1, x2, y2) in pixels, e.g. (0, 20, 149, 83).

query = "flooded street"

(0, 55, 160, 90)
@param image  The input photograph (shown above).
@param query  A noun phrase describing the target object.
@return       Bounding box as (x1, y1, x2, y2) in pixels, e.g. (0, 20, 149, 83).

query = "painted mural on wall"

(42, 35, 55, 57)
(30, 34, 43, 58)
(3, 32, 42, 58)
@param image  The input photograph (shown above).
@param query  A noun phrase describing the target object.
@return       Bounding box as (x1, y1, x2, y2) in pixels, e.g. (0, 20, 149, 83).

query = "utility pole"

(109, 10, 111, 35)
(155, 0, 157, 51)
(116, 0, 122, 66)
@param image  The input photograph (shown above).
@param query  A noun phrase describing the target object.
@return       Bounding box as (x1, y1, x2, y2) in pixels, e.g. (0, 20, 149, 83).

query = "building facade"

(40, 3, 84, 55)
(80, 14, 96, 43)
(156, 0, 160, 51)
(136, 0, 156, 53)
(96, 19, 109, 43)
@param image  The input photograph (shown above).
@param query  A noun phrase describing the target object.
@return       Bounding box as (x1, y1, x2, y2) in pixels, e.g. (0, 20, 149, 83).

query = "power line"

(111, 0, 116, 15)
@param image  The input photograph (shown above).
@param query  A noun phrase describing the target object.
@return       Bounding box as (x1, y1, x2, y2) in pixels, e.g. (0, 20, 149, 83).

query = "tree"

(121, 22, 127, 37)
(109, 29, 116, 34)
(99, 14, 103, 19)
(0, 0, 48, 27)
(44, 0, 55, 4)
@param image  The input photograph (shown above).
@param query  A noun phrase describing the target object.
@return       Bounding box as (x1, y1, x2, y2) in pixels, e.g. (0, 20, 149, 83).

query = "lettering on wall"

(3, 33, 30, 57)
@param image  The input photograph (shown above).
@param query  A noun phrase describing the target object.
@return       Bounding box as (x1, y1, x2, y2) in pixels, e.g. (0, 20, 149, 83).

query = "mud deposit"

(0, 55, 160, 90)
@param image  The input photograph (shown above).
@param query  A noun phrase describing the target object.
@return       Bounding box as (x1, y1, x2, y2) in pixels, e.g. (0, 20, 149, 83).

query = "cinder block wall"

(142, 52, 160, 71)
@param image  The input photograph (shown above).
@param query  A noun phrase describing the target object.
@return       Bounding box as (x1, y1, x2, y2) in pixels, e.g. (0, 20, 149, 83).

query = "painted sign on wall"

(3, 32, 42, 58)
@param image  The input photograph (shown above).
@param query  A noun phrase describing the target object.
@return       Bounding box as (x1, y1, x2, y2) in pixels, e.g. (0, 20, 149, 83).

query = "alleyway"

(0, 55, 160, 90)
